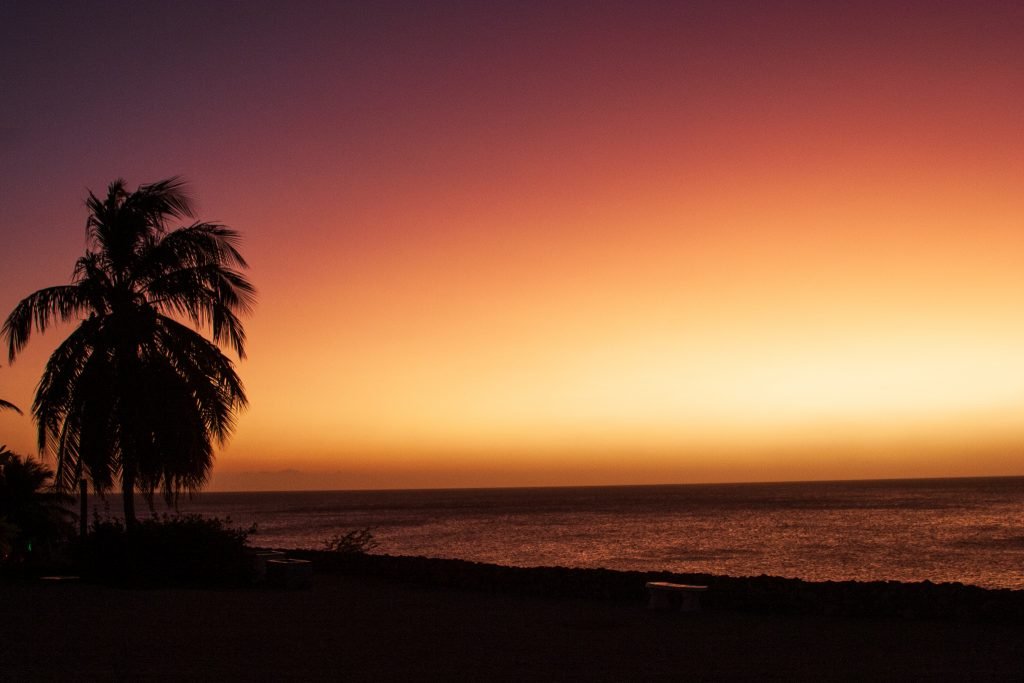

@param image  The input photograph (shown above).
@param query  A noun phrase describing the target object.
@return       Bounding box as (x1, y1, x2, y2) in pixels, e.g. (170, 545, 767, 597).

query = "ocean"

(117, 476, 1024, 589)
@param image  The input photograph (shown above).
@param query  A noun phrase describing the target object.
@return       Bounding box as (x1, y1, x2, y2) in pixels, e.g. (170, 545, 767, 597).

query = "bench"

(252, 550, 287, 583)
(645, 582, 707, 612)
(266, 558, 314, 590)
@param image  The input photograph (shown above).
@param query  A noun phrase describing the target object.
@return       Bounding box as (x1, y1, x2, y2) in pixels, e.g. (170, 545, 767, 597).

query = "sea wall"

(286, 549, 1024, 623)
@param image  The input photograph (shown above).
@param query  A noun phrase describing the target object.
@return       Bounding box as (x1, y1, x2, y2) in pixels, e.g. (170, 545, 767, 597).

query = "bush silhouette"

(77, 514, 256, 586)
(0, 446, 75, 571)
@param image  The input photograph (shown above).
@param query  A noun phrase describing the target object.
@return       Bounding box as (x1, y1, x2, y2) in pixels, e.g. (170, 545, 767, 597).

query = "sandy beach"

(3, 570, 1023, 681)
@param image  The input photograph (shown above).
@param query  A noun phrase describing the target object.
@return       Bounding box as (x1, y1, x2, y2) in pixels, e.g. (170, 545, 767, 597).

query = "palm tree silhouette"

(1, 177, 255, 524)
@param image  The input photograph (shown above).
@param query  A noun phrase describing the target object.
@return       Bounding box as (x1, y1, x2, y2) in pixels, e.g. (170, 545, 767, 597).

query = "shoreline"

(284, 549, 1024, 622)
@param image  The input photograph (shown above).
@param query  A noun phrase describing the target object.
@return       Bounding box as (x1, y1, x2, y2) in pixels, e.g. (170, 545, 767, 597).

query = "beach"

(4, 569, 1023, 681)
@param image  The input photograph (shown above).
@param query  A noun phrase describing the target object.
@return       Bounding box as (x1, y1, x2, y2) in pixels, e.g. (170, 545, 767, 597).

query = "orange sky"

(2, 1, 1024, 490)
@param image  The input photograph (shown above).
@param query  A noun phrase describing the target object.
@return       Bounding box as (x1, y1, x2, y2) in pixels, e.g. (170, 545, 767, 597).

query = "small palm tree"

(2, 177, 255, 524)
(0, 446, 75, 564)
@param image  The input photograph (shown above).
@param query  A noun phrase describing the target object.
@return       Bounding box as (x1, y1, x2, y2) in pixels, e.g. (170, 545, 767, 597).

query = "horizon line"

(197, 471, 1024, 496)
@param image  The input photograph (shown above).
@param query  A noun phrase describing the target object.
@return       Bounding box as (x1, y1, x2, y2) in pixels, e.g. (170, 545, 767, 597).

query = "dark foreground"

(2, 572, 1023, 681)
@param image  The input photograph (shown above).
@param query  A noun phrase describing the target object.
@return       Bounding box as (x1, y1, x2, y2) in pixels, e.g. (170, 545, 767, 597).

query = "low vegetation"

(77, 514, 257, 586)
(0, 447, 76, 572)
(321, 527, 379, 555)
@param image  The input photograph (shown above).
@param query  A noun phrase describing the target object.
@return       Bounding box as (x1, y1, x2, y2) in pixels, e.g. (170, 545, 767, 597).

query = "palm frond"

(131, 176, 194, 227)
(145, 264, 255, 358)
(142, 222, 249, 271)
(72, 253, 114, 312)
(33, 316, 102, 455)
(0, 398, 22, 415)
(155, 316, 247, 409)
(130, 356, 215, 504)
(70, 351, 120, 493)
(2, 285, 90, 362)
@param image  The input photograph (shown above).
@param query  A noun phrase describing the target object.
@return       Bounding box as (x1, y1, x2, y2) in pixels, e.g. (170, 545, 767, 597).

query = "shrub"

(77, 514, 256, 587)
(321, 527, 379, 555)
(0, 447, 76, 571)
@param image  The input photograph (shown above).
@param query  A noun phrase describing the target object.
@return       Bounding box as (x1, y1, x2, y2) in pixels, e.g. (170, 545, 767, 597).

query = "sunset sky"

(2, 1, 1024, 490)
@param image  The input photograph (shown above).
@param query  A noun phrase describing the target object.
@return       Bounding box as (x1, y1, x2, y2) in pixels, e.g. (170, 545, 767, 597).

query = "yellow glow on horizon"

(205, 167, 1024, 483)
(6, 164, 1024, 490)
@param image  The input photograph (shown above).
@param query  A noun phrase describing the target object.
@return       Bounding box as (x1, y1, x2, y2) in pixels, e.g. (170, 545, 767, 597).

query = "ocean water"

(120, 477, 1024, 589)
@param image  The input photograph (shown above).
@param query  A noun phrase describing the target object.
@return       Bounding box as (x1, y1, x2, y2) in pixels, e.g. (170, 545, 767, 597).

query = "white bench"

(266, 558, 313, 589)
(252, 550, 287, 583)
(645, 582, 707, 612)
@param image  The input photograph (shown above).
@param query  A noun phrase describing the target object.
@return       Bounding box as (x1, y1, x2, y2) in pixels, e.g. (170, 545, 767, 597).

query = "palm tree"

(1, 177, 255, 524)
